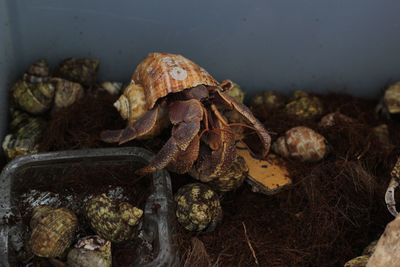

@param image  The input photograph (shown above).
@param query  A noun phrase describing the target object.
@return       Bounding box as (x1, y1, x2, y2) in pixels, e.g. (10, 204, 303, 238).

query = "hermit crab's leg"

(100, 107, 159, 144)
(385, 157, 400, 216)
(136, 99, 203, 175)
(215, 90, 271, 158)
(193, 109, 236, 181)
(168, 135, 200, 174)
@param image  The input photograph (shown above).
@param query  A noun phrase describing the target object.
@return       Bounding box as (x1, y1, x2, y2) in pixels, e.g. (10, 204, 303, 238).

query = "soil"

(4, 89, 399, 266)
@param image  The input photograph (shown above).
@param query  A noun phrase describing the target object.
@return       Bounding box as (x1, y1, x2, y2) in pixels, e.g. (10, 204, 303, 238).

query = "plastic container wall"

(2, 0, 400, 134)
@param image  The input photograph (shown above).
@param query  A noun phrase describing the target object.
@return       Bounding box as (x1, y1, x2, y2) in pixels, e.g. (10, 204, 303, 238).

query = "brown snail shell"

(132, 52, 218, 109)
(85, 194, 143, 242)
(175, 183, 222, 232)
(56, 58, 100, 87)
(12, 80, 55, 115)
(382, 82, 400, 114)
(272, 126, 328, 162)
(30, 205, 78, 258)
(67, 235, 111, 267)
(52, 78, 84, 109)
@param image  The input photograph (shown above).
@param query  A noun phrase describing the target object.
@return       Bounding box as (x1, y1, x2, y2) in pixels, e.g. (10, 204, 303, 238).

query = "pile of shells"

(2, 58, 124, 160)
(22, 192, 143, 266)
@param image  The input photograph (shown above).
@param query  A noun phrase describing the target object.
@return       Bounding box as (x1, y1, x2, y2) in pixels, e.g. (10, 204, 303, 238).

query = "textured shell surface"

(85, 194, 143, 242)
(285, 90, 323, 119)
(174, 183, 222, 232)
(220, 79, 245, 103)
(100, 81, 123, 95)
(114, 83, 147, 124)
(57, 58, 100, 87)
(343, 255, 370, 267)
(384, 82, 400, 114)
(12, 80, 55, 115)
(30, 206, 78, 258)
(132, 52, 218, 109)
(2, 116, 46, 159)
(23, 59, 50, 83)
(67, 235, 111, 267)
(53, 78, 84, 109)
(319, 112, 355, 128)
(208, 155, 248, 192)
(272, 126, 328, 162)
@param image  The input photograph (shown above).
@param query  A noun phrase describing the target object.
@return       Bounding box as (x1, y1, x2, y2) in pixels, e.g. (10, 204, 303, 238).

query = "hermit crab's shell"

(67, 235, 111, 267)
(132, 52, 218, 109)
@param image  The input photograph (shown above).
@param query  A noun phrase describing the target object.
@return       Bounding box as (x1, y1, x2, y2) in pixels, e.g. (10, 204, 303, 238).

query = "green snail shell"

(30, 205, 78, 258)
(85, 194, 143, 242)
(12, 80, 55, 115)
(67, 235, 112, 267)
(23, 59, 50, 83)
(175, 183, 223, 232)
(2, 115, 46, 159)
(57, 58, 99, 87)
(285, 90, 323, 119)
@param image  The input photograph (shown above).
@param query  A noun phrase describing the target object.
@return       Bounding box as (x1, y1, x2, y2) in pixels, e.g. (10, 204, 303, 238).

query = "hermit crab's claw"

(215, 90, 271, 158)
(100, 107, 159, 144)
(136, 99, 203, 175)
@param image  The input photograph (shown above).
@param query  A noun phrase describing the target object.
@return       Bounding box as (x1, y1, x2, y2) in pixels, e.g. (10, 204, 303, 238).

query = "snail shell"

(12, 80, 55, 115)
(272, 126, 328, 162)
(57, 58, 100, 87)
(100, 81, 123, 95)
(175, 183, 222, 232)
(383, 82, 400, 114)
(23, 59, 50, 83)
(52, 78, 84, 109)
(85, 194, 143, 242)
(285, 90, 323, 119)
(251, 91, 286, 112)
(206, 155, 248, 192)
(220, 79, 245, 103)
(67, 235, 111, 267)
(30, 205, 78, 258)
(2, 115, 46, 159)
(132, 52, 218, 109)
(113, 83, 147, 125)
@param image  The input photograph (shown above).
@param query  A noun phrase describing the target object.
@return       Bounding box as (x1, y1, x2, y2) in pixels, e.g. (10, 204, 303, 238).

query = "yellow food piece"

(236, 142, 291, 193)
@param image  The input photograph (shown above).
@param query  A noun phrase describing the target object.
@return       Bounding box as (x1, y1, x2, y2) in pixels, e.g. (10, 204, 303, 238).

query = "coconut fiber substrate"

(31, 90, 398, 266)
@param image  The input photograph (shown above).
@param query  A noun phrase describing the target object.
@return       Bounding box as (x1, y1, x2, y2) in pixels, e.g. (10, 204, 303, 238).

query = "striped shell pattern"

(132, 52, 218, 109)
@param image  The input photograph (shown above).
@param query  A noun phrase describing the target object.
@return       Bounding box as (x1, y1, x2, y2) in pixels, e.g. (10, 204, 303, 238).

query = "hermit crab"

(101, 53, 271, 177)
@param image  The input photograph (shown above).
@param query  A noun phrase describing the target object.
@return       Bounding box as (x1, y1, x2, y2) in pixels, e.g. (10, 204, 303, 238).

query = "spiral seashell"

(12, 80, 55, 115)
(285, 90, 323, 119)
(383, 82, 400, 114)
(132, 52, 218, 109)
(100, 81, 123, 95)
(114, 83, 147, 125)
(220, 79, 245, 103)
(174, 183, 222, 232)
(2, 115, 46, 159)
(85, 194, 143, 242)
(30, 205, 78, 258)
(52, 78, 84, 109)
(23, 59, 50, 83)
(67, 235, 111, 267)
(57, 58, 100, 87)
(272, 126, 328, 162)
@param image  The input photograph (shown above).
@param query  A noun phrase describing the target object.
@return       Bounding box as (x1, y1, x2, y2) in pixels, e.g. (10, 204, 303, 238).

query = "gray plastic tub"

(0, 147, 178, 267)
(2, 0, 400, 140)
